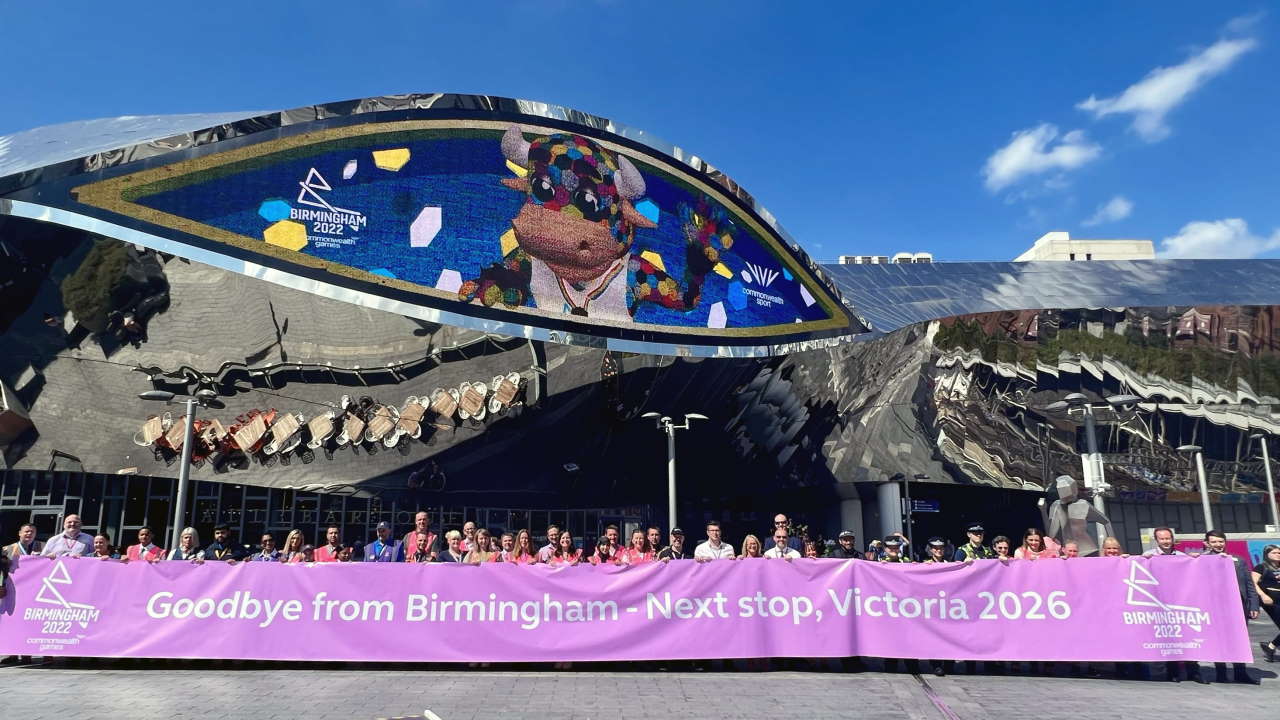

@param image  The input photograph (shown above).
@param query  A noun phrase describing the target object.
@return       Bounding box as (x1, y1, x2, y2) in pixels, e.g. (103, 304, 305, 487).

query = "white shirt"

(41, 532, 95, 557)
(694, 540, 735, 560)
(764, 546, 801, 559)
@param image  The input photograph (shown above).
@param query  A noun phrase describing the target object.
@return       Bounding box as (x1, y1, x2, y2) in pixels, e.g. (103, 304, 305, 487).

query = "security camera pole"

(642, 412, 707, 531)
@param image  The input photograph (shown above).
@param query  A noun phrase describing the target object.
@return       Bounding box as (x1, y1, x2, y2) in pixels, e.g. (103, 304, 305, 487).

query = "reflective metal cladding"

(0, 93, 858, 358)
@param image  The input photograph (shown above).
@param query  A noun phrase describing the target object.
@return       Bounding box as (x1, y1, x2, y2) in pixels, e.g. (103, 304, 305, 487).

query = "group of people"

(3, 512, 1277, 684)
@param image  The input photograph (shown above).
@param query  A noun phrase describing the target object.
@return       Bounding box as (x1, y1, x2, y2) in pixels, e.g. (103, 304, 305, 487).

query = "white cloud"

(1081, 195, 1133, 227)
(1158, 218, 1280, 258)
(982, 124, 1102, 192)
(1076, 35, 1257, 142)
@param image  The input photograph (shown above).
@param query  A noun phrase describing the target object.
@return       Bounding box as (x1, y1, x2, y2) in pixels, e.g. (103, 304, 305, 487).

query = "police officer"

(880, 536, 911, 563)
(1204, 529, 1260, 684)
(830, 530, 860, 559)
(953, 524, 995, 561)
(922, 537, 950, 563)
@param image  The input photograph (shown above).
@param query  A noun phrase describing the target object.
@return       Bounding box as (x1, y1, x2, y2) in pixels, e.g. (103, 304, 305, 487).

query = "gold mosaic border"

(72, 119, 850, 338)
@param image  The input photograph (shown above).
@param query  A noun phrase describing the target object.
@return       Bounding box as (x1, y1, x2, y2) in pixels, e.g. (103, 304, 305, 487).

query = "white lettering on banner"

(145, 591, 302, 628)
(827, 588, 974, 620)
(405, 592, 618, 631)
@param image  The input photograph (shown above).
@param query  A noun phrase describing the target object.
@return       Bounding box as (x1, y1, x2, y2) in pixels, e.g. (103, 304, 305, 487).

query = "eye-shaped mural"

(58, 115, 854, 353)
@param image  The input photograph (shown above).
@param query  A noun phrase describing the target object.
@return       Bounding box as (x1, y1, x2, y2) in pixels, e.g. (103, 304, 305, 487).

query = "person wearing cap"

(364, 521, 404, 562)
(764, 529, 801, 559)
(922, 537, 950, 563)
(829, 531, 860, 559)
(880, 536, 911, 563)
(953, 524, 995, 561)
(657, 528, 688, 561)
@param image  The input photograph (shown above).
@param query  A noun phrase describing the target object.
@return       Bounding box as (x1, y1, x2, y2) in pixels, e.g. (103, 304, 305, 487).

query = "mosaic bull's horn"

(501, 124, 530, 165)
(616, 155, 646, 200)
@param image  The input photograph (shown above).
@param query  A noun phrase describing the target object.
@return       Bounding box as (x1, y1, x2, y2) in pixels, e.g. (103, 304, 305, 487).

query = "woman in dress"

(1014, 527, 1059, 560)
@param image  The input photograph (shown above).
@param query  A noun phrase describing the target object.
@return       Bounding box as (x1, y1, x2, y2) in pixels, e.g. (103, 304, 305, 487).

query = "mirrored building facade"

(2, 94, 1278, 554)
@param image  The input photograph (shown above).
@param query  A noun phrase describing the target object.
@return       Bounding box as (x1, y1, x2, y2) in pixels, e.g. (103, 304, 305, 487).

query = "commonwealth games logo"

(25, 561, 101, 629)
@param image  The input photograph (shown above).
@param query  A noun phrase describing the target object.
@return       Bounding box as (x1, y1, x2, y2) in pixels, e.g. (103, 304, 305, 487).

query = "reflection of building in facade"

(1014, 231, 1154, 262)
(1, 94, 1278, 555)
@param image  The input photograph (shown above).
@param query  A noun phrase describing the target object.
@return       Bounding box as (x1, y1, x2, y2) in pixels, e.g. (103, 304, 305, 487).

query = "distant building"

(838, 252, 933, 265)
(1014, 231, 1153, 262)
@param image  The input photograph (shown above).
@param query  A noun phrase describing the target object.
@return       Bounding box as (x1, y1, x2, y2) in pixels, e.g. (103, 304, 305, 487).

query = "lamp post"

(641, 412, 707, 532)
(1249, 433, 1279, 530)
(1042, 393, 1139, 544)
(1177, 444, 1213, 532)
(140, 389, 220, 550)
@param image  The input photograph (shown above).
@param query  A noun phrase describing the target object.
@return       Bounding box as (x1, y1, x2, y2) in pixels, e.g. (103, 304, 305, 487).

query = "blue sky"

(1, 1, 1275, 261)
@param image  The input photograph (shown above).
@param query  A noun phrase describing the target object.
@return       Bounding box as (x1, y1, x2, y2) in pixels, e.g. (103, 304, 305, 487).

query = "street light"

(641, 412, 707, 531)
(1249, 433, 1279, 530)
(1177, 444, 1213, 532)
(1041, 393, 1139, 543)
(140, 389, 222, 549)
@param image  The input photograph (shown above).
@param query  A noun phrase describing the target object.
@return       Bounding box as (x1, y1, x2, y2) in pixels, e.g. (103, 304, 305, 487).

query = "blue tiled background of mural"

(133, 132, 832, 330)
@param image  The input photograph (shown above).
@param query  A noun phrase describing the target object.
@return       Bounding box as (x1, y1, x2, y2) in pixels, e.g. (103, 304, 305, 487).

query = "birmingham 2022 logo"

(1121, 560, 1211, 654)
(20, 560, 102, 649)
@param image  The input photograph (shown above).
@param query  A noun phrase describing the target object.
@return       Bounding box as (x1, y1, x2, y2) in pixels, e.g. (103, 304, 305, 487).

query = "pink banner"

(0, 554, 1252, 662)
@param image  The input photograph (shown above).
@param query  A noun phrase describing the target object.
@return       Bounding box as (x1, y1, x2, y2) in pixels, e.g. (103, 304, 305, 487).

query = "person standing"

(407, 533, 434, 563)
(764, 530, 800, 559)
(90, 534, 116, 559)
(1253, 544, 1280, 663)
(1144, 528, 1205, 684)
(646, 527, 663, 556)
(363, 521, 404, 562)
(460, 521, 477, 553)
(41, 514, 94, 557)
(465, 528, 501, 564)
(922, 537, 949, 563)
(1101, 537, 1127, 557)
(1203, 530, 1259, 684)
(280, 529, 307, 563)
(991, 536, 1013, 560)
(1061, 541, 1081, 558)
(657, 528, 688, 561)
(588, 536, 620, 566)
(203, 525, 246, 563)
(509, 529, 538, 564)
(3, 523, 43, 559)
(498, 532, 515, 562)
(435, 530, 466, 563)
(619, 529, 655, 565)
(1015, 528, 1059, 560)
(123, 526, 165, 563)
(603, 525, 621, 557)
(547, 530, 582, 566)
(536, 524, 561, 563)
(402, 511, 439, 563)
(953, 524, 994, 561)
(694, 521, 734, 561)
(250, 533, 280, 562)
(829, 531, 859, 559)
(314, 525, 343, 563)
(739, 535, 764, 559)
(166, 527, 203, 561)
(880, 537, 911, 563)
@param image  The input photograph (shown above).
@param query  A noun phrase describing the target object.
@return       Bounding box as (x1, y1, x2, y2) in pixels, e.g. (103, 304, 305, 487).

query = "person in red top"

(619, 529, 655, 565)
(509, 528, 538, 564)
(547, 530, 582, 566)
(588, 537, 620, 566)
(402, 511, 438, 563)
(314, 526, 342, 562)
(123, 526, 165, 563)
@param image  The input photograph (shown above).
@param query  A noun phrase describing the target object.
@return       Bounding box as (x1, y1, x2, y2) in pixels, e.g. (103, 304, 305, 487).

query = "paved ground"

(4, 622, 1277, 720)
